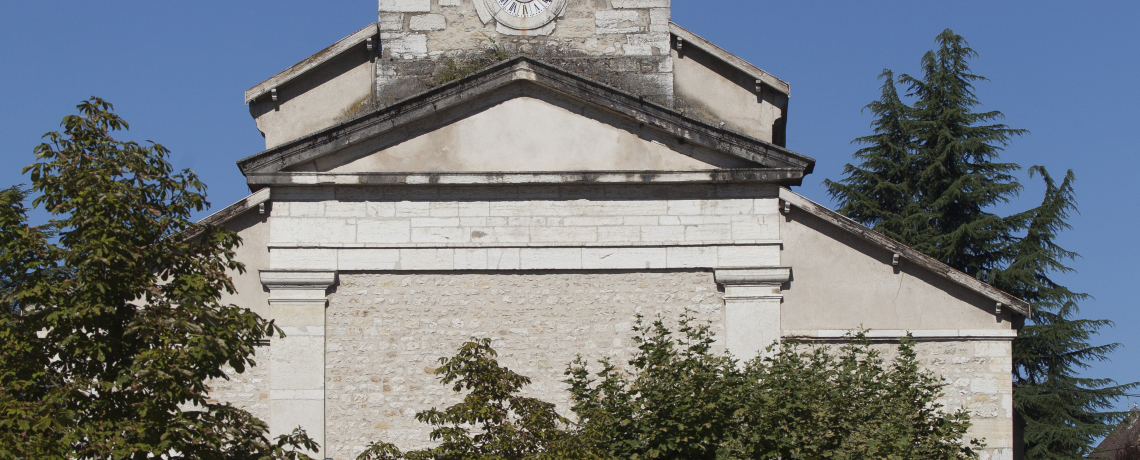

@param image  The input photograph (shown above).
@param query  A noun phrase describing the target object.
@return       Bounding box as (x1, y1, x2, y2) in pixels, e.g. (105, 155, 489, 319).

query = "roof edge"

(670, 22, 791, 96)
(245, 23, 379, 103)
(779, 187, 1031, 317)
(246, 169, 807, 188)
(237, 57, 816, 176)
(180, 188, 271, 239)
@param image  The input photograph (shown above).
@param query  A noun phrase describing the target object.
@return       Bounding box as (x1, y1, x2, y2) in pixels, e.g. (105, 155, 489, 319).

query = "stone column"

(714, 268, 790, 359)
(260, 270, 337, 457)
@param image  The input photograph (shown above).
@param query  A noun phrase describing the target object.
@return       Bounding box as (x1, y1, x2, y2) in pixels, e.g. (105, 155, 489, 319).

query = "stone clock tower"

(376, 0, 673, 106)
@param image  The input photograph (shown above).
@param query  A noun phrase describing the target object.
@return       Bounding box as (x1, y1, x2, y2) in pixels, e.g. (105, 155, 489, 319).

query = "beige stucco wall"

(323, 271, 725, 457)
(325, 97, 740, 173)
(251, 47, 375, 149)
(220, 208, 272, 318)
(780, 207, 1015, 331)
(672, 47, 786, 144)
(779, 202, 1014, 460)
(207, 208, 272, 421)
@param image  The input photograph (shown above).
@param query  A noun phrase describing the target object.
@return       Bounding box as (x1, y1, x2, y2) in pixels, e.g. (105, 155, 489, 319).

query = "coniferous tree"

(992, 168, 1138, 458)
(899, 30, 1026, 278)
(828, 29, 1136, 457)
(825, 70, 924, 245)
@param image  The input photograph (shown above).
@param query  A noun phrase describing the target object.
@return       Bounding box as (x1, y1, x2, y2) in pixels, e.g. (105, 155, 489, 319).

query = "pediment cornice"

(236, 57, 815, 177)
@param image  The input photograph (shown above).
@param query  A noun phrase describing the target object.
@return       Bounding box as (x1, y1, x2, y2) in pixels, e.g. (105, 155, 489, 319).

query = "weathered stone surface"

(378, 0, 430, 13)
(409, 14, 446, 31)
(595, 10, 643, 35)
(378, 13, 404, 31)
(612, 0, 669, 8)
(370, 0, 676, 108)
(207, 355, 271, 422)
(323, 271, 725, 456)
(381, 32, 428, 59)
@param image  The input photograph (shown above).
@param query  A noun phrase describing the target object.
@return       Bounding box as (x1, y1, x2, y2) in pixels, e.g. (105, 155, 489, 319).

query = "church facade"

(201, 1, 1028, 459)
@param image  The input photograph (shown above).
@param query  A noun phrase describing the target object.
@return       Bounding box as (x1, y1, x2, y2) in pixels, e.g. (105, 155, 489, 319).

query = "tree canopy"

(359, 316, 982, 460)
(0, 98, 315, 459)
(826, 29, 1137, 458)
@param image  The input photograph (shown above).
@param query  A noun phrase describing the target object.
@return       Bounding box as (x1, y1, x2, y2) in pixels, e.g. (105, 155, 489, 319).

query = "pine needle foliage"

(828, 29, 1136, 457)
(992, 168, 1139, 458)
(825, 70, 923, 245)
(0, 98, 317, 459)
(827, 29, 1025, 279)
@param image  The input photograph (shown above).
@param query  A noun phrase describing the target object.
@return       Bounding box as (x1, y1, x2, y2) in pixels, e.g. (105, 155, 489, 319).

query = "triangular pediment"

(237, 58, 815, 177)
(311, 96, 749, 173)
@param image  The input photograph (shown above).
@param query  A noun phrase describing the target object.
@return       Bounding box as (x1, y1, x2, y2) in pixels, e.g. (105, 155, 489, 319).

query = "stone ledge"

(259, 270, 338, 288)
(247, 169, 807, 187)
(784, 329, 1018, 341)
(267, 245, 781, 271)
(266, 241, 782, 249)
(714, 267, 791, 285)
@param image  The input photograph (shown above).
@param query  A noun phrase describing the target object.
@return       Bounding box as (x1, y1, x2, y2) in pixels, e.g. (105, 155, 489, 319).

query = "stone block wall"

(323, 271, 724, 458)
(916, 340, 1014, 460)
(376, 0, 674, 106)
(207, 346, 272, 423)
(787, 339, 1014, 460)
(264, 184, 784, 273)
(316, 273, 1013, 459)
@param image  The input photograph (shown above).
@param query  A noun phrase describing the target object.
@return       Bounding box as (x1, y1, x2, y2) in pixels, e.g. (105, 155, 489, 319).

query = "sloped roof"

(670, 22, 790, 96)
(179, 188, 270, 241)
(245, 23, 379, 104)
(1093, 409, 1140, 458)
(779, 188, 1032, 317)
(236, 57, 815, 178)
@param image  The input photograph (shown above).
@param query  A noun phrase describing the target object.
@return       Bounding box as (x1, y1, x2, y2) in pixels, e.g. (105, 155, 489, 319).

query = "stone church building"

(202, 1, 1029, 459)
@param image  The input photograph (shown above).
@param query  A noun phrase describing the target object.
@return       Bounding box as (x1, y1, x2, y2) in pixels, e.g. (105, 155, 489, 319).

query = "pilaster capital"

(715, 267, 790, 301)
(259, 270, 337, 306)
(714, 267, 790, 286)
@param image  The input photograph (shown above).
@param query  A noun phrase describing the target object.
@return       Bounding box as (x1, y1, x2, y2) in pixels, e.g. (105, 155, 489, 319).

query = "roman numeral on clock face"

(495, 0, 552, 18)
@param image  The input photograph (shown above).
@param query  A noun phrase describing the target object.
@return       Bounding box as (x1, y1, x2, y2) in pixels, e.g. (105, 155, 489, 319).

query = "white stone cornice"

(784, 329, 1019, 341)
(260, 270, 337, 289)
(260, 270, 336, 306)
(714, 267, 791, 286)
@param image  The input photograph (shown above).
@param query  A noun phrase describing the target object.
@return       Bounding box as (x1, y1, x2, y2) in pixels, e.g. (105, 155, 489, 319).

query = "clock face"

(483, 0, 566, 31)
(495, 0, 554, 18)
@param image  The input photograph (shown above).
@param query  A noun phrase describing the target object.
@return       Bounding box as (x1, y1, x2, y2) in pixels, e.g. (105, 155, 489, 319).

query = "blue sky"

(2, 1, 1137, 413)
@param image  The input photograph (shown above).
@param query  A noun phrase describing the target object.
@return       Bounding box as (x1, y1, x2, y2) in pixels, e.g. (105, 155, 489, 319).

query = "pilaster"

(260, 270, 337, 457)
(714, 267, 790, 359)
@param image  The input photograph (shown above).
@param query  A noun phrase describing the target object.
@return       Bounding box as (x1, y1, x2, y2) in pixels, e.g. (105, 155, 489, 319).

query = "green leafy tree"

(566, 317, 744, 460)
(360, 320, 979, 459)
(0, 98, 316, 459)
(827, 29, 1136, 457)
(992, 168, 1139, 458)
(357, 338, 593, 460)
(566, 316, 980, 459)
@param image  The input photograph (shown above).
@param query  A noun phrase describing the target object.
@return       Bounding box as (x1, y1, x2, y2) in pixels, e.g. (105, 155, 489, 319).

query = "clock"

(481, 0, 567, 33)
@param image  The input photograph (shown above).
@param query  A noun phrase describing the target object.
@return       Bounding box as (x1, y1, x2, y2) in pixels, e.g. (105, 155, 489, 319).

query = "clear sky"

(1, 1, 1136, 413)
